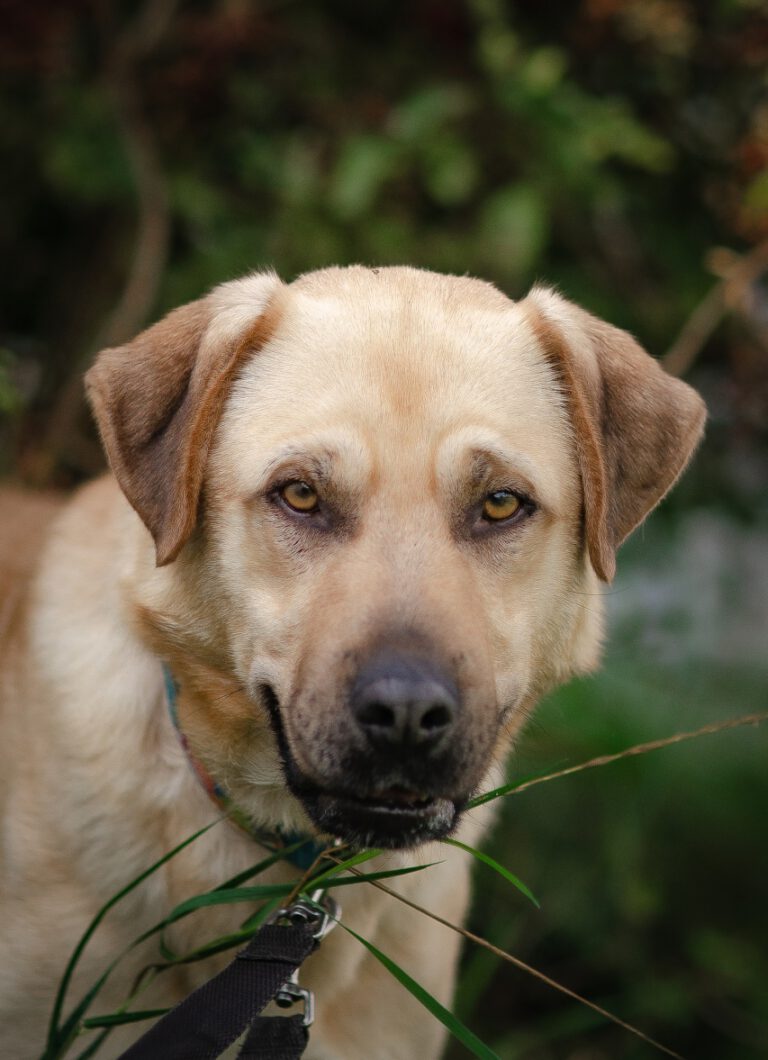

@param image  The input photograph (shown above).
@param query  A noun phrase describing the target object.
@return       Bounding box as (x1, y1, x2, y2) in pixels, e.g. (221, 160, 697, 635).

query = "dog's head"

(86, 267, 704, 848)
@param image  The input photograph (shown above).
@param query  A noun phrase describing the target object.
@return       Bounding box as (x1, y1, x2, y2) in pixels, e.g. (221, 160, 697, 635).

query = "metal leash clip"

(272, 887, 340, 941)
(274, 974, 315, 1027)
(272, 889, 341, 1026)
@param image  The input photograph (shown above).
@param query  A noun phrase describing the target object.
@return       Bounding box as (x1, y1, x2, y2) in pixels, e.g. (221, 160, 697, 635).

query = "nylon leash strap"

(118, 892, 339, 1060)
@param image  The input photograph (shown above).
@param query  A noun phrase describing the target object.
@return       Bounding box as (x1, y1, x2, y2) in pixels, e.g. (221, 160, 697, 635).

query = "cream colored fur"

(0, 266, 704, 1059)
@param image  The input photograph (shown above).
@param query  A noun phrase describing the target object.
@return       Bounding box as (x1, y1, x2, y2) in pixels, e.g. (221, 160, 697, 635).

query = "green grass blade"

(159, 881, 294, 924)
(47, 946, 151, 1057)
(155, 864, 438, 973)
(240, 895, 284, 930)
(165, 895, 285, 965)
(50, 866, 433, 1057)
(156, 849, 307, 963)
(213, 843, 309, 890)
(157, 935, 178, 962)
(48, 833, 306, 1056)
(74, 1028, 111, 1060)
(170, 928, 262, 964)
(305, 848, 381, 887)
(340, 922, 500, 1060)
(320, 862, 442, 889)
(49, 885, 291, 1056)
(48, 834, 433, 1056)
(441, 837, 540, 908)
(81, 1008, 169, 1029)
(45, 816, 223, 1054)
(467, 773, 547, 808)
(160, 861, 438, 973)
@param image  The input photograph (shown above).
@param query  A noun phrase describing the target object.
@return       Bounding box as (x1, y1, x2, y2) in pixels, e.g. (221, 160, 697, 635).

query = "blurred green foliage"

(1, 0, 767, 1057)
(2, 0, 767, 483)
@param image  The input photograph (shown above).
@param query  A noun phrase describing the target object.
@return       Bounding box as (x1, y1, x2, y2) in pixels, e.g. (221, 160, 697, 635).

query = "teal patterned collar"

(162, 664, 327, 871)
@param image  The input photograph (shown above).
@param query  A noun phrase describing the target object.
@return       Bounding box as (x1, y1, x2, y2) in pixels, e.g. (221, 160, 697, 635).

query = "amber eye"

(280, 480, 319, 513)
(482, 490, 521, 521)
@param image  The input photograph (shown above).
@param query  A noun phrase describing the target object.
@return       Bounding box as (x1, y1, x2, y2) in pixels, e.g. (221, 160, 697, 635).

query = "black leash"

(118, 892, 338, 1060)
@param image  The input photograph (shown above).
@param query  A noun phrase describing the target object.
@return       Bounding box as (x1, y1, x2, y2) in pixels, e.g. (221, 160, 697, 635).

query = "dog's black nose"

(350, 652, 458, 750)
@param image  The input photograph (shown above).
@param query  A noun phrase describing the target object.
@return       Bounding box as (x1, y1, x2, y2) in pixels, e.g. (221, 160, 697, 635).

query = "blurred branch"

(664, 240, 768, 377)
(94, 0, 177, 350)
(38, 0, 177, 481)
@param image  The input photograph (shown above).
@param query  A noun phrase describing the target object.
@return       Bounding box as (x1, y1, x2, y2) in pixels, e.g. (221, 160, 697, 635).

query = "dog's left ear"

(86, 272, 283, 566)
(525, 287, 706, 582)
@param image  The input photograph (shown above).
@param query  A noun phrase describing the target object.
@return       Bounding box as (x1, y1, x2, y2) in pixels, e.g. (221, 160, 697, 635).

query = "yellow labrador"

(0, 267, 704, 1058)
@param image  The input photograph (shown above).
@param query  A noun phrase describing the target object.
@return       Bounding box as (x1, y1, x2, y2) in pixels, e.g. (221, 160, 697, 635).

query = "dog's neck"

(162, 663, 326, 871)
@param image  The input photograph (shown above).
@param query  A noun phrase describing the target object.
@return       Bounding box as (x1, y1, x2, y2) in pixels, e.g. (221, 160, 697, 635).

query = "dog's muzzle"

(265, 650, 481, 850)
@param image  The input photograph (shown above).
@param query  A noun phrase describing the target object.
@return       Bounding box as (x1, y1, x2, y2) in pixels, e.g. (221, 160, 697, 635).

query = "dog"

(0, 266, 705, 1058)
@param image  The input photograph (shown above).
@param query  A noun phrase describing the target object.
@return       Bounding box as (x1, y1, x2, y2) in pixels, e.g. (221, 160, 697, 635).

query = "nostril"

(359, 700, 397, 730)
(419, 703, 452, 732)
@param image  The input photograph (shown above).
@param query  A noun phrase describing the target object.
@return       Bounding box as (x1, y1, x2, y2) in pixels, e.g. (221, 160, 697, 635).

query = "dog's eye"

(482, 490, 521, 521)
(280, 481, 320, 513)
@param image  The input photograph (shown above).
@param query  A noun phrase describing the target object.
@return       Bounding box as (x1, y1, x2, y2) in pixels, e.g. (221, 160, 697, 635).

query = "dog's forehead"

(214, 269, 573, 494)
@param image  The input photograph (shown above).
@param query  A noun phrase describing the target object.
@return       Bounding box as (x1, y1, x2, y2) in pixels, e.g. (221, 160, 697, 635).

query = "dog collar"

(162, 664, 325, 871)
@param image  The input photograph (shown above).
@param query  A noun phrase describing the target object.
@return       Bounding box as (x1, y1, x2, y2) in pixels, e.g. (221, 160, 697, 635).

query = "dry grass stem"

(504, 711, 768, 798)
(326, 712, 768, 1058)
(341, 864, 686, 1060)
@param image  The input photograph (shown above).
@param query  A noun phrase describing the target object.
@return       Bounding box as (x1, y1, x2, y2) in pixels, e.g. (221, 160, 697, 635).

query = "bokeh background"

(1, 2, 767, 1058)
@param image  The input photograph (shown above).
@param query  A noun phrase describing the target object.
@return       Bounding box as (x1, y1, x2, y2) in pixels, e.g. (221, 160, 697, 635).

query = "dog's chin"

(298, 788, 460, 850)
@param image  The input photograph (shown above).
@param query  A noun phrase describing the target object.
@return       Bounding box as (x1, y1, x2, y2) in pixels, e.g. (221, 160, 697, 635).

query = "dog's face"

(204, 272, 585, 846)
(86, 267, 705, 848)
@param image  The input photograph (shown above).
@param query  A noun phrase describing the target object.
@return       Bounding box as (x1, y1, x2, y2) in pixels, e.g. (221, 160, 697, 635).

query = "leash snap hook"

(269, 890, 340, 1028)
(274, 975, 315, 1027)
(273, 889, 340, 942)
(306, 888, 341, 941)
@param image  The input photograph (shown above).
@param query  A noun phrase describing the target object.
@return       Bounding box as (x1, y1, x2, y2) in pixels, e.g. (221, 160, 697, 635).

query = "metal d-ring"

(271, 889, 340, 1027)
(274, 975, 316, 1027)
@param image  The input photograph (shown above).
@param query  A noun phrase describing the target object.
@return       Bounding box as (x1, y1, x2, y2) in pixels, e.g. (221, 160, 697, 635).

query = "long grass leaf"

(156, 851, 306, 965)
(59, 881, 297, 1048)
(49, 834, 307, 1055)
(467, 775, 541, 808)
(81, 1009, 169, 1029)
(305, 848, 381, 887)
(441, 838, 539, 907)
(157, 936, 178, 962)
(241, 895, 284, 930)
(340, 923, 500, 1060)
(320, 862, 441, 889)
(213, 843, 308, 891)
(159, 881, 294, 924)
(48, 946, 150, 1057)
(165, 895, 285, 965)
(74, 1028, 111, 1060)
(44, 817, 223, 1054)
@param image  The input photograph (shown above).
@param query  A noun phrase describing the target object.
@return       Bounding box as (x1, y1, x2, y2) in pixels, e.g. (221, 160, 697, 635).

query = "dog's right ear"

(86, 272, 283, 566)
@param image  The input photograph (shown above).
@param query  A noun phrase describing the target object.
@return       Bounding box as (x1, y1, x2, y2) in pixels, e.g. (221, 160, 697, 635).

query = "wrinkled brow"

(251, 432, 374, 495)
(436, 430, 546, 504)
(465, 447, 540, 500)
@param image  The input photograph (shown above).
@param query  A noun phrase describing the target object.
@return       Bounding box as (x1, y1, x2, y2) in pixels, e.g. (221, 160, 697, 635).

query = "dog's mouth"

(261, 685, 462, 849)
(356, 786, 435, 810)
(296, 786, 459, 850)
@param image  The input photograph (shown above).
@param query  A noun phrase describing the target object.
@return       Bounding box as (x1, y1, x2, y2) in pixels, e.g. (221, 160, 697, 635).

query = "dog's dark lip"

(354, 787, 434, 810)
(306, 789, 459, 850)
(317, 789, 446, 817)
